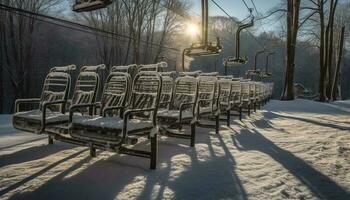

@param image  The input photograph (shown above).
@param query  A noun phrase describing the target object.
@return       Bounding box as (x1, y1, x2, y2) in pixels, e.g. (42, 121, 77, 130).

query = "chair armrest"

(39, 100, 67, 133)
(123, 107, 157, 118)
(102, 106, 125, 117)
(196, 99, 214, 118)
(159, 101, 171, 108)
(121, 107, 157, 142)
(179, 102, 196, 123)
(15, 98, 41, 113)
(69, 103, 97, 123)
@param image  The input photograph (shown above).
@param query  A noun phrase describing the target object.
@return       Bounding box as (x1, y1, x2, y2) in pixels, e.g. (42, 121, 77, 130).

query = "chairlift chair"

(73, 0, 112, 12)
(261, 52, 275, 79)
(195, 75, 220, 134)
(182, 0, 223, 71)
(157, 76, 199, 147)
(246, 49, 265, 78)
(13, 65, 104, 146)
(69, 72, 162, 169)
(239, 79, 252, 117)
(223, 16, 254, 68)
(13, 65, 76, 134)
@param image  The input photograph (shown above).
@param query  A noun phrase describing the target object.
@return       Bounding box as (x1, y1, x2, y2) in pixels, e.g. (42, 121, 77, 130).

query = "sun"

(186, 23, 199, 36)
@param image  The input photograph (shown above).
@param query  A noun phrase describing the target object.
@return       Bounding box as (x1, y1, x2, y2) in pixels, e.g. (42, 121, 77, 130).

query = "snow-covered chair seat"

(70, 116, 152, 143)
(13, 109, 69, 133)
(69, 72, 162, 169)
(196, 75, 220, 134)
(13, 71, 72, 134)
(157, 76, 198, 147)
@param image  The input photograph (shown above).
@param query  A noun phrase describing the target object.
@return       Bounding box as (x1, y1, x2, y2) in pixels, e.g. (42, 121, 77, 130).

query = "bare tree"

(281, 0, 301, 100)
(0, 0, 59, 111)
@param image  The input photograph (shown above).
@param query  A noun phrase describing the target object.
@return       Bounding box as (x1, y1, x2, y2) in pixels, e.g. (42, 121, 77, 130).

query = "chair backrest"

(40, 72, 71, 112)
(218, 75, 233, 80)
(80, 64, 106, 73)
(159, 72, 176, 108)
(178, 70, 202, 77)
(100, 72, 131, 115)
(110, 64, 137, 77)
(249, 81, 256, 99)
(130, 72, 162, 111)
(218, 79, 232, 105)
(138, 63, 161, 73)
(172, 76, 198, 110)
(198, 76, 218, 108)
(231, 81, 242, 102)
(240, 80, 251, 102)
(200, 72, 219, 77)
(49, 65, 76, 73)
(71, 72, 99, 107)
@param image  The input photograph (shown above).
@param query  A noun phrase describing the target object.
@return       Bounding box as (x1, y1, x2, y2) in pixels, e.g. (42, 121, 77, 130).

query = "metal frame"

(13, 65, 77, 133)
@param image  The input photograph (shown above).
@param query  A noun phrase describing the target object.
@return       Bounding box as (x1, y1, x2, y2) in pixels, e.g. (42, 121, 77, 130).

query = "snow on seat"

(13, 109, 68, 133)
(70, 116, 153, 142)
(157, 109, 193, 122)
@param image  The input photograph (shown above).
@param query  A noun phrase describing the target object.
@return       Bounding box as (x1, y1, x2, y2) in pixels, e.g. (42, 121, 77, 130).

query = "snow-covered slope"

(0, 99, 349, 200)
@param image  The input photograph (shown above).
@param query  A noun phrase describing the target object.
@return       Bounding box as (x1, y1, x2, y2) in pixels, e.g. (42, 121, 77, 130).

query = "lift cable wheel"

(182, 0, 223, 71)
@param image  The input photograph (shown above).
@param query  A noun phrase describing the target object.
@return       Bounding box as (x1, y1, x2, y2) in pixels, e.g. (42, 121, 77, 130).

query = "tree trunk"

(331, 26, 345, 101)
(318, 0, 327, 101)
(281, 0, 300, 100)
(325, 0, 338, 98)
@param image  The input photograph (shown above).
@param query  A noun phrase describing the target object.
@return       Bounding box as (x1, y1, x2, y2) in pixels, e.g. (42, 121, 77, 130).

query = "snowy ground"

(0, 99, 349, 200)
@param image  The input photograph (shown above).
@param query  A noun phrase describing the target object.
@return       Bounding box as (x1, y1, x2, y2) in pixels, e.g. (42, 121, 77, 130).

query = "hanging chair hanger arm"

(265, 51, 275, 72)
(235, 17, 255, 58)
(253, 49, 265, 71)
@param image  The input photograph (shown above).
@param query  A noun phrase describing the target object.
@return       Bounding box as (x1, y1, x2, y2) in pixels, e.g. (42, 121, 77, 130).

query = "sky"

(60, 0, 281, 32)
(192, 0, 279, 20)
(191, 0, 281, 32)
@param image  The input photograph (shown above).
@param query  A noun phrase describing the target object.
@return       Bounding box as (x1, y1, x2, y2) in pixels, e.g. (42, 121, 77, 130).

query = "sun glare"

(186, 23, 198, 36)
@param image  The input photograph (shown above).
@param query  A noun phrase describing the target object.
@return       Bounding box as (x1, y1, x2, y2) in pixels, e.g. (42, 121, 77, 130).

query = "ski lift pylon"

(182, 0, 223, 71)
(73, 0, 112, 12)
